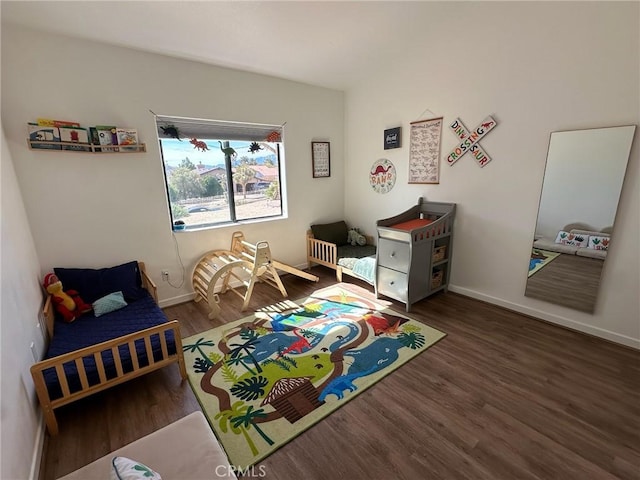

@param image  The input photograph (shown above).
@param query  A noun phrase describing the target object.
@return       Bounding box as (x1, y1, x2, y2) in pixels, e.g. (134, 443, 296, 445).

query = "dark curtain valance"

(155, 115, 283, 142)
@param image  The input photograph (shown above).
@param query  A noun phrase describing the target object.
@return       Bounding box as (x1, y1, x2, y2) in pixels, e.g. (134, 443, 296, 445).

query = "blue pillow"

(93, 291, 128, 317)
(54, 261, 145, 304)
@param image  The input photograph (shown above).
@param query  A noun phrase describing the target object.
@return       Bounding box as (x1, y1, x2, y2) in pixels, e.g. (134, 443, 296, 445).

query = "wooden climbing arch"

(192, 231, 318, 319)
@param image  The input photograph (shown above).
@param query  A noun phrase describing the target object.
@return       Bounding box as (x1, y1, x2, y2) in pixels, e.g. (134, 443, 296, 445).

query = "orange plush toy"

(43, 273, 92, 322)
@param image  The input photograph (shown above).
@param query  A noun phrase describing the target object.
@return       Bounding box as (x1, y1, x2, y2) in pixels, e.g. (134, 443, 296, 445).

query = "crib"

(306, 220, 376, 284)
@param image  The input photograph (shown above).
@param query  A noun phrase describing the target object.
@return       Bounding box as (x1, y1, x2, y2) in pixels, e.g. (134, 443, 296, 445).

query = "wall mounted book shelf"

(27, 140, 147, 153)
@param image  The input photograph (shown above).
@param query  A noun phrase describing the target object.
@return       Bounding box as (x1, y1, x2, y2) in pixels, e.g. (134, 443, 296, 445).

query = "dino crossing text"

(446, 116, 497, 167)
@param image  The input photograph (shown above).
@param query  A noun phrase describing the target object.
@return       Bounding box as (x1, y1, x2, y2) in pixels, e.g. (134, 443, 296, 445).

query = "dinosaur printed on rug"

(181, 285, 444, 468)
(277, 329, 311, 357)
(319, 336, 412, 401)
(364, 312, 409, 336)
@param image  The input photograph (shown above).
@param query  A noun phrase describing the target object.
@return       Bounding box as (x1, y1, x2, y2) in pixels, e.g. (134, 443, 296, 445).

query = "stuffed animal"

(43, 273, 92, 322)
(348, 228, 367, 246)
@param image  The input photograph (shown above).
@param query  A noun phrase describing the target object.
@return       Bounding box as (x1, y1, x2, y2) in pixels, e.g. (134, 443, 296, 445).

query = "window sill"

(172, 214, 288, 233)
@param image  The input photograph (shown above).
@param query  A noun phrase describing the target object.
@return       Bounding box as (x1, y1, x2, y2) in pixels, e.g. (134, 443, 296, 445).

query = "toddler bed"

(307, 199, 455, 310)
(30, 261, 187, 435)
(307, 220, 377, 284)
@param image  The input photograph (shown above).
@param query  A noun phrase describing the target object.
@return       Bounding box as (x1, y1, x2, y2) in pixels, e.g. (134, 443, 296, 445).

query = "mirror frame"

(525, 124, 636, 313)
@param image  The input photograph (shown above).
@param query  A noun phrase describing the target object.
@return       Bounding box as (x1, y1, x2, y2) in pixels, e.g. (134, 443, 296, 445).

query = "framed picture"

(312, 141, 330, 178)
(384, 127, 401, 149)
(408, 117, 443, 184)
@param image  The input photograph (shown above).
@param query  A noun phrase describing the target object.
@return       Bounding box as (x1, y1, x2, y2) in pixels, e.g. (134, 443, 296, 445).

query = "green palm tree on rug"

(221, 356, 240, 384)
(183, 338, 217, 370)
(229, 337, 263, 374)
(397, 331, 426, 349)
(226, 353, 259, 376)
(262, 355, 297, 372)
(231, 405, 274, 449)
(231, 376, 269, 401)
(215, 401, 273, 456)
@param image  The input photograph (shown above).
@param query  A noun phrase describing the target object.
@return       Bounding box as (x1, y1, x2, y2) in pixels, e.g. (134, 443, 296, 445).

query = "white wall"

(1, 125, 46, 480)
(1, 24, 345, 306)
(344, 2, 639, 347)
(0, 4, 638, 476)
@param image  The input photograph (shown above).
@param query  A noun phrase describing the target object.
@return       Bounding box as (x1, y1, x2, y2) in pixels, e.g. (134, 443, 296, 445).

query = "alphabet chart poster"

(312, 141, 330, 178)
(409, 117, 443, 184)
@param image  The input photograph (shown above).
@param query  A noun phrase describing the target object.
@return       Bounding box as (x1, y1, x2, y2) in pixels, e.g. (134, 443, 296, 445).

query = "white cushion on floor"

(57, 411, 237, 480)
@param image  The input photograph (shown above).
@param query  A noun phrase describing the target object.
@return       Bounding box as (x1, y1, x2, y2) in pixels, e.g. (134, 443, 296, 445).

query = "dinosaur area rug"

(182, 283, 445, 469)
(528, 249, 561, 277)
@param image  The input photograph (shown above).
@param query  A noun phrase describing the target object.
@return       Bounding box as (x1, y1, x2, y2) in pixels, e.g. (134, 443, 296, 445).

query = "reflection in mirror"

(525, 125, 636, 313)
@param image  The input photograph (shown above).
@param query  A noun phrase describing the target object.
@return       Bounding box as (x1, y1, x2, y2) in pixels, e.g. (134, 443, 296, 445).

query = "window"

(155, 115, 284, 230)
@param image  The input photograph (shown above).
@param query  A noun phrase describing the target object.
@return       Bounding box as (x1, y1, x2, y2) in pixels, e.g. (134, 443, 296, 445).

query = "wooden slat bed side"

(307, 229, 376, 282)
(306, 230, 338, 270)
(30, 320, 186, 435)
(138, 261, 158, 304)
(43, 295, 55, 340)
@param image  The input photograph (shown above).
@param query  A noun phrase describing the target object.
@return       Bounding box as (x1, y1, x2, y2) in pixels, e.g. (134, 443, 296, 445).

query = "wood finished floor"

(40, 269, 640, 480)
(525, 252, 604, 312)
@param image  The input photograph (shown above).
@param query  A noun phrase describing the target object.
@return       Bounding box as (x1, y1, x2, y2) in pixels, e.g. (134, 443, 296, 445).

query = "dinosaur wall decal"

(160, 125, 182, 141)
(190, 138, 209, 152)
(371, 165, 391, 175)
(218, 141, 237, 158)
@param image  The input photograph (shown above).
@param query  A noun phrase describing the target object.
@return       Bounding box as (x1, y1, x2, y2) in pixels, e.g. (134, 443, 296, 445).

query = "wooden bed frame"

(30, 262, 187, 435)
(306, 230, 375, 282)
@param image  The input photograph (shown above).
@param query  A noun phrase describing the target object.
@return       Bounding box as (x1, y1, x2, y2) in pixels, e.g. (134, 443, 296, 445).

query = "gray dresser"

(376, 198, 456, 311)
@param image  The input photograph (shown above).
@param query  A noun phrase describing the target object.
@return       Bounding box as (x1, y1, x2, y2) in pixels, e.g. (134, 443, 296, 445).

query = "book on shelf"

(59, 126, 91, 151)
(95, 125, 119, 152)
(89, 127, 102, 152)
(116, 127, 139, 152)
(37, 118, 81, 128)
(28, 123, 61, 149)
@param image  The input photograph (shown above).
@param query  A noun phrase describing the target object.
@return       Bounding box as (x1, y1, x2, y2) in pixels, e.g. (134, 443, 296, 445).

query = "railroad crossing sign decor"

(446, 115, 497, 167)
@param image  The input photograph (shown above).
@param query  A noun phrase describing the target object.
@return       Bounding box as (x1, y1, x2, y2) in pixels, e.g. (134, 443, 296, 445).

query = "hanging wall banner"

(446, 115, 497, 167)
(408, 117, 443, 184)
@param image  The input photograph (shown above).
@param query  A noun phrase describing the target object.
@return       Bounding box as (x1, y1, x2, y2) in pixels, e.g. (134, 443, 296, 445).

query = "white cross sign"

(446, 116, 497, 167)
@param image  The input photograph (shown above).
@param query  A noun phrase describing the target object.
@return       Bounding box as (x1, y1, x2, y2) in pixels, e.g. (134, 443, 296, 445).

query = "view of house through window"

(155, 116, 284, 230)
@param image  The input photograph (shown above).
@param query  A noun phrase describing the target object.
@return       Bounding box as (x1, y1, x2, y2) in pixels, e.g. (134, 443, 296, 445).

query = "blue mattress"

(43, 291, 177, 400)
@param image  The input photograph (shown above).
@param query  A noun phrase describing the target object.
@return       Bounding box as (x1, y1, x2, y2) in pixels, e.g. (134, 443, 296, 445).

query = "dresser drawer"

(377, 239, 410, 272)
(377, 266, 408, 302)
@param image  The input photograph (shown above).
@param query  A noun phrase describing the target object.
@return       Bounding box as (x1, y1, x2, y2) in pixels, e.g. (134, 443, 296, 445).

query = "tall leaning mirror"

(525, 125, 636, 313)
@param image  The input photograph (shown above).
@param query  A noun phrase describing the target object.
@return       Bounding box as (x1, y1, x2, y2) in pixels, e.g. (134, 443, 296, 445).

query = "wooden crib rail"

(31, 320, 186, 435)
(306, 231, 337, 269)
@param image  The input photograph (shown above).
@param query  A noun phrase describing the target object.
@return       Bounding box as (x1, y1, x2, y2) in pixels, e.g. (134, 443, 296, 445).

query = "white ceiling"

(1, 1, 457, 91)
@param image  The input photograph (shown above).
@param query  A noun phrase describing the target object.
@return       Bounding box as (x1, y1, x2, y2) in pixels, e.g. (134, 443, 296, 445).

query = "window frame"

(155, 116, 285, 231)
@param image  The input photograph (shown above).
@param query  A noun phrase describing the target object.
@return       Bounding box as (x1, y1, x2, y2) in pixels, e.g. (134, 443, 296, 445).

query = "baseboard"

(158, 263, 315, 308)
(158, 292, 196, 308)
(30, 413, 45, 480)
(448, 284, 640, 349)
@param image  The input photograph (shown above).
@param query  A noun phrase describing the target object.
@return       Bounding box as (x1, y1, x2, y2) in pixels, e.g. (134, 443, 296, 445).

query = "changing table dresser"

(376, 198, 456, 311)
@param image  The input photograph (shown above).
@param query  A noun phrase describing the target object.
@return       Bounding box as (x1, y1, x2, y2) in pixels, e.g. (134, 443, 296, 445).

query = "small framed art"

(384, 127, 401, 149)
(312, 141, 330, 178)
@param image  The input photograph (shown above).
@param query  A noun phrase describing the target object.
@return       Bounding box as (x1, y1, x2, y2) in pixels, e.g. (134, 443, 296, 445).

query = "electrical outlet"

(161, 270, 169, 281)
